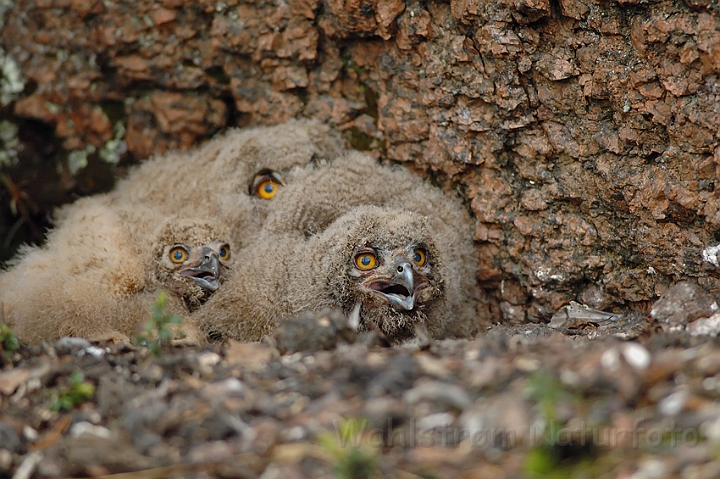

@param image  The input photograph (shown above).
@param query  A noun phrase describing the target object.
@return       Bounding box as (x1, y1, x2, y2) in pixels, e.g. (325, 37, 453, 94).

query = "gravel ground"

(3, 294, 720, 478)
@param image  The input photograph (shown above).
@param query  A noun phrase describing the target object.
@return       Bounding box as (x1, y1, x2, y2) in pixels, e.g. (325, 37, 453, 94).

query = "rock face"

(1, 0, 720, 321)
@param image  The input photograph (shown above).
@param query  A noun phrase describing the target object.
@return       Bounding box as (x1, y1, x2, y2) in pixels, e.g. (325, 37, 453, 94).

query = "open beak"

(179, 247, 220, 292)
(365, 261, 423, 311)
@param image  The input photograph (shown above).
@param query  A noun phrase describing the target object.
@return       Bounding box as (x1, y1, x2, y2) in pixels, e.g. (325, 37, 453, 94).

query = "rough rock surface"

(2, 0, 719, 320)
(651, 281, 719, 326)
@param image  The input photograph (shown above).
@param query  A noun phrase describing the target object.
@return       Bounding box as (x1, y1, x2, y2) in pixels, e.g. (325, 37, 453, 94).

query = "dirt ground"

(3, 295, 720, 478)
(2, 0, 720, 476)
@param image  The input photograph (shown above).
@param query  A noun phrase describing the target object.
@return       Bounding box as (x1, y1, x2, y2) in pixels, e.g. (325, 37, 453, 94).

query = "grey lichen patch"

(68, 144, 96, 176)
(0, 120, 19, 167)
(0, 48, 25, 106)
(99, 122, 127, 165)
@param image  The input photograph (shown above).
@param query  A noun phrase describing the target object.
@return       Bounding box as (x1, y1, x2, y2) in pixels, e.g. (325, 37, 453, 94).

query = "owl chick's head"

(151, 218, 233, 311)
(313, 206, 445, 341)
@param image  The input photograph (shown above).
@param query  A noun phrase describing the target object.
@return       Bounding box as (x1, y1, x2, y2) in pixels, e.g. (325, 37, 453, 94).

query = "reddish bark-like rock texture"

(1, 0, 719, 322)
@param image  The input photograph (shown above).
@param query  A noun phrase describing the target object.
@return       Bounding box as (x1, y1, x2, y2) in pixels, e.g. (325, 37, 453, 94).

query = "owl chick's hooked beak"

(362, 257, 428, 312)
(178, 246, 221, 292)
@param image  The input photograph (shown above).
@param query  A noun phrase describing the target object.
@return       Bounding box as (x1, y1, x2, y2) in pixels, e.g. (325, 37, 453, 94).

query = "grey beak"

(386, 261, 417, 311)
(180, 248, 220, 292)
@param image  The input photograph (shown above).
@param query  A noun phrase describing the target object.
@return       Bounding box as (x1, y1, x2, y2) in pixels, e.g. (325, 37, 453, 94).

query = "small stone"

(650, 282, 718, 325)
(22, 426, 39, 442)
(622, 343, 651, 371)
(274, 309, 356, 354)
(0, 449, 11, 471)
(601, 347, 621, 371)
(404, 381, 472, 411)
(0, 369, 31, 396)
(69, 422, 112, 439)
(658, 389, 688, 416)
(416, 412, 456, 432)
(688, 313, 720, 336)
(197, 352, 221, 368)
(702, 244, 720, 268)
(202, 378, 246, 401)
(55, 337, 93, 355)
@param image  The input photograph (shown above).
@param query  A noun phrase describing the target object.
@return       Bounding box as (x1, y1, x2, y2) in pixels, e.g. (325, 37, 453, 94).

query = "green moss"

(349, 128, 375, 151)
(67, 145, 94, 176)
(99, 122, 127, 165)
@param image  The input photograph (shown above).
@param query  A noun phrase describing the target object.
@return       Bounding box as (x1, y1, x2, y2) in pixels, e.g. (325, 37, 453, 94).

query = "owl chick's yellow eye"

(413, 249, 426, 266)
(169, 246, 188, 264)
(219, 244, 230, 260)
(355, 252, 377, 270)
(256, 179, 279, 199)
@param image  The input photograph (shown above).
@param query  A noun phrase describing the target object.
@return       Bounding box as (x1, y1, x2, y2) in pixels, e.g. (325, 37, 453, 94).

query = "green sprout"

(318, 418, 378, 479)
(0, 322, 19, 358)
(51, 370, 95, 411)
(133, 291, 183, 355)
(523, 371, 601, 478)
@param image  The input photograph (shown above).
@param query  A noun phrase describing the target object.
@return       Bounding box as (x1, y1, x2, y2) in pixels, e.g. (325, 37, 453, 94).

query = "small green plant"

(0, 322, 19, 359)
(523, 371, 600, 478)
(133, 291, 182, 355)
(318, 418, 378, 479)
(51, 370, 95, 411)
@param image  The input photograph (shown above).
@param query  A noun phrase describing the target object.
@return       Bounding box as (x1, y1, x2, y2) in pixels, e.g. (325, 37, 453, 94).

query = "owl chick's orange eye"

(413, 249, 426, 266)
(256, 179, 280, 199)
(169, 246, 188, 264)
(219, 244, 231, 260)
(355, 252, 377, 270)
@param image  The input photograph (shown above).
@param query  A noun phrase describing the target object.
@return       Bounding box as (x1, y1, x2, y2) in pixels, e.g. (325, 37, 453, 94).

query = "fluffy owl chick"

(0, 206, 232, 344)
(261, 151, 480, 338)
(199, 206, 450, 344)
(114, 217, 234, 345)
(0, 201, 149, 343)
(53, 119, 344, 249)
(146, 218, 233, 313)
(292, 206, 449, 342)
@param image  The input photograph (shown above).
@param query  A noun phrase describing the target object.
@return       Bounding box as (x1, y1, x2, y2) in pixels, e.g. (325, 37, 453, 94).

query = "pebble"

(404, 381, 472, 411)
(658, 390, 688, 416)
(69, 422, 112, 439)
(622, 343, 651, 371)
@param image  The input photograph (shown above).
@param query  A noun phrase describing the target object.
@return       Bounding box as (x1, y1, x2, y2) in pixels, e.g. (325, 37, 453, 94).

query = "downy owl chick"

(260, 151, 480, 339)
(53, 119, 345, 249)
(199, 206, 450, 344)
(0, 207, 232, 344)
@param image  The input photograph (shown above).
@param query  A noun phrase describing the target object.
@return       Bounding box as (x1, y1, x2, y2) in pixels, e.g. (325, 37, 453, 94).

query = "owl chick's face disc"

(354, 245, 432, 312)
(164, 242, 232, 293)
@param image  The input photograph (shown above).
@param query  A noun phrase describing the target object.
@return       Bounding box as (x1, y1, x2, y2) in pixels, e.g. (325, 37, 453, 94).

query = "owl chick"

(114, 217, 234, 345)
(52, 119, 344, 249)
(259, 151, 480, 338)
(146, 218, 233, 313)
(199, 206, 452, 344)
(0, 205, 232, 344)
